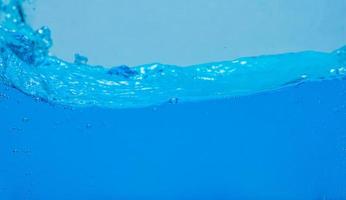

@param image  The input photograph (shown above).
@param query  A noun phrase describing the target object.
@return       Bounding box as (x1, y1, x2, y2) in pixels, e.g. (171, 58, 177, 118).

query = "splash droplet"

(74, 54, 88, 65)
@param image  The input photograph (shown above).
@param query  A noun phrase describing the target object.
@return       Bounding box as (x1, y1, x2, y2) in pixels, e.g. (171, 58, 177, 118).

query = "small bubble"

(22, 117, 30, 123)
(11, 148, 31, 155)
(24, 171, 32, 176)
(85, 123, 92, 129)
(10, 127, 23, 133)
(0, 93, 8, 100)
(168, 97, 179, 104)
(12, 148, 20, 153)
(36, 26, 52, 48)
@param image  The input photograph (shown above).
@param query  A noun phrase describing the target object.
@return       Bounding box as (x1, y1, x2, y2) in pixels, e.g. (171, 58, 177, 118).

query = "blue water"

(0, 0, 346, 199)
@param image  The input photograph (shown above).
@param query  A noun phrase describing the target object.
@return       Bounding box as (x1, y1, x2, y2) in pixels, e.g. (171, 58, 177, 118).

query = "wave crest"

(0, 0, 345, 108)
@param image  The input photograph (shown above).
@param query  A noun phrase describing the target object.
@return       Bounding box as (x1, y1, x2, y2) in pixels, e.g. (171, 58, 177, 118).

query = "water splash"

(0, 0, 345, 108)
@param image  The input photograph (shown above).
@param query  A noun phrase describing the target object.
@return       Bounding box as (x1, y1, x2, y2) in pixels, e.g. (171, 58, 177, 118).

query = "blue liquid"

(0, 0, 345, 108)
(0, 0, 345, 199)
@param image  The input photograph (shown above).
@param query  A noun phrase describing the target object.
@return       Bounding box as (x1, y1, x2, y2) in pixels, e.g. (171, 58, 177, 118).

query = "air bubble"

(85, 123, 92, 129)
(0, 93, 8, 100)
(169, 97, 179, 104)
(36, 26, 53, 50)
(22, 117, 30, 123)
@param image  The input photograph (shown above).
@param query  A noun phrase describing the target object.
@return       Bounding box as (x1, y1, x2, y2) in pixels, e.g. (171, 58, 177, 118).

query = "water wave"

(0, 0, 345, 108)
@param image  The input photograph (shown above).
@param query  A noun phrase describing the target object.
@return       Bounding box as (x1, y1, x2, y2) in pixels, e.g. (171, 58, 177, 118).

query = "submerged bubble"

(22, 117, 30, 123)
(0, 93, 8, 100)
(12, 148, 20, 153)
(168, 97, 179, 104)
(10, 127, 23, 133)
(85, 123, 92, 129)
